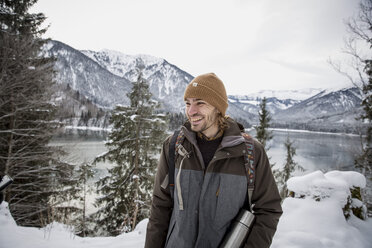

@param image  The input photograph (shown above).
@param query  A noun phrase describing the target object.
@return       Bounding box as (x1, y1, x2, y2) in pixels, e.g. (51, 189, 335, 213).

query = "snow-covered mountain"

(45, 40, 258, 120)
(44, 40, 193, 112)
(81, 49, 193, 112)
(273, 87, 363, 129)
(228, 95, 301, 115)
(44, 40, 132, 108)
(228, 87, 363, 130)
(44, 40, 363, 131)
(236, 88, 324, 101)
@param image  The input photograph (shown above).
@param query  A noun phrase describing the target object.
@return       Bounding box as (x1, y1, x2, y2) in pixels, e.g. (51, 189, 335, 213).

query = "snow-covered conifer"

(0, 0, 75, 227)
(94, 68, 167, 236)
(274, 136, 304, 199)
(255, 97, 273, 151)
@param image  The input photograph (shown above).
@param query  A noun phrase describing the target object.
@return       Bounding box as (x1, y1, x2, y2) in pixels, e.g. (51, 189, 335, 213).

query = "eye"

(196, 101, 205, 106)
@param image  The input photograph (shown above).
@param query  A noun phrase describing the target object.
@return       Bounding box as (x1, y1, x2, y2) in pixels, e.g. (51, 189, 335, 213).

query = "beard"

(188, 110, 218, 134)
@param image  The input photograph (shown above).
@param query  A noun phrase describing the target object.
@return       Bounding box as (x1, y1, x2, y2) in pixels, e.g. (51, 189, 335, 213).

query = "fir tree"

(255, 97, 275, 170)
(0, 0, 74, 227)
(94, 69, 167, 236)
(74, 162, 95, 237)
(356, 57, 372, 186)
(339, 0, 372, 215)
(168, 112, 187, 130)
(275, 136, 304, 199)
(329, 0, 372, 216)
(255, 97, 273, 151)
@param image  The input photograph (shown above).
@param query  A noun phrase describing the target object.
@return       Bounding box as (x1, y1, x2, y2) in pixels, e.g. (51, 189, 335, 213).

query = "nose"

(187, 103, 198, 116)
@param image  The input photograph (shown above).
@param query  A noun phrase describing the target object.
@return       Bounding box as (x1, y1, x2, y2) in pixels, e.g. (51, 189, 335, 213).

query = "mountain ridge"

(45, 40, 363, 133)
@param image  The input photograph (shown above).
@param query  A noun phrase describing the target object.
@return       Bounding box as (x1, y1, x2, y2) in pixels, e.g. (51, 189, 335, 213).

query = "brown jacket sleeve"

(145, 137, 173, 248)
(244, 140, 283, 248)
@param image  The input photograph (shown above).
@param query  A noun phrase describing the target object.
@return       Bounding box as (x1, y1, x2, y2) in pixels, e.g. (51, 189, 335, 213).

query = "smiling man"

(145, 73, 282, 248)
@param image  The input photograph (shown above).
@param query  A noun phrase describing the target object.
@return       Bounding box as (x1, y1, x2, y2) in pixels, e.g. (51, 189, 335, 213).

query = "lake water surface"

(51, 128, 363, 177)
(51, 128, 365, 212)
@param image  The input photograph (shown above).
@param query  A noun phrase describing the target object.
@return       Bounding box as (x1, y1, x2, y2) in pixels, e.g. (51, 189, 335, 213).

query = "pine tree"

(255, 97, 275, 169)
(356, 57, 372, 185)
(275, 136, 304, 199)
(340, 0, 372, 215)
(168, 112, 187, 130)
(74, 162, 95, 237)
(0, 0, 74, 226)
(255, 97, 273, 151)
(94, 69, 167, 236)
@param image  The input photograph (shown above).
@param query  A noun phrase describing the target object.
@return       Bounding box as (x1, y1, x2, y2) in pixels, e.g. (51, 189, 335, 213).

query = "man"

(145, 73, 282, 248)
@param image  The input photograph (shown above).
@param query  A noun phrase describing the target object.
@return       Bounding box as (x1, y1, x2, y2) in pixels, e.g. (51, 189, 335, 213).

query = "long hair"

(217, 113, 229, 131)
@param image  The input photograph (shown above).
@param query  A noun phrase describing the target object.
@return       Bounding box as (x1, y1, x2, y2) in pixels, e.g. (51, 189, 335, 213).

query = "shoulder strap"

(168, 129, 185, 199)
(242, 132, 255, 212)
(168, 130, 179, 199)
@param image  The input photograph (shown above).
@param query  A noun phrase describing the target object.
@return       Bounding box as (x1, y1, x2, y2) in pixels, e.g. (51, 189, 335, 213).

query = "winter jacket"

(145, 118, 282, 248)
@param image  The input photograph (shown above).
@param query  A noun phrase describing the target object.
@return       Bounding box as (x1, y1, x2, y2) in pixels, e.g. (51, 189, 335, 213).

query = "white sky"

(31, 0, 360, 95)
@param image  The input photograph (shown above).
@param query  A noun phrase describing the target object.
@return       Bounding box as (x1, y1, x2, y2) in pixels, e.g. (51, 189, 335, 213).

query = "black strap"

(168, 130, 180, 199)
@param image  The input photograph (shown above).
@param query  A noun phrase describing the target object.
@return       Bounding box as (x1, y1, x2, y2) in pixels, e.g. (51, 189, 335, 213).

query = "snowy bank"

(0, 201, 146, 248)
(272, 170, 371, 248)
(0, 170, 371, 248)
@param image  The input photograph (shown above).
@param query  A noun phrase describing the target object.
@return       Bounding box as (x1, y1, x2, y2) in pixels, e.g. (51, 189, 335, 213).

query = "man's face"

(185, 98, 219, 134)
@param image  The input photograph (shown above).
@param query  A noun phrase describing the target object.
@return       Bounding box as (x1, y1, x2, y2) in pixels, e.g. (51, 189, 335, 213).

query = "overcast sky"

(31, 0, 360, 95)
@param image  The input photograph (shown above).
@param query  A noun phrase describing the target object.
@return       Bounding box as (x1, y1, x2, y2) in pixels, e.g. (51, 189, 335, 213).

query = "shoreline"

(64, 125, 112, 132)
(267, 128, 361, 137)
(64, 125, 361, 137)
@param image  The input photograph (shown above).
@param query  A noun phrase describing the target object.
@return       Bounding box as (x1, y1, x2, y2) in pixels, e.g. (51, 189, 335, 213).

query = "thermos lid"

(236, 209, 255, 228)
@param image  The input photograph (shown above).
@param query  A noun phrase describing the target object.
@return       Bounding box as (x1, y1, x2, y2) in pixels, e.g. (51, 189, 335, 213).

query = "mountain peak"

(81, 49, 167, 79)
(100, 49, 165, 66)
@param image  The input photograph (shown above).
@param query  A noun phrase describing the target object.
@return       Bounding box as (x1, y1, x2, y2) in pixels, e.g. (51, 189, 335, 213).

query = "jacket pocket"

(214, 174, 247, 230)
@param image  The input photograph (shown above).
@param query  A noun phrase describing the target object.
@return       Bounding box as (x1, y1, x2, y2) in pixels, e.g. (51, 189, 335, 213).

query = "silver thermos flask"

(219, 209, 255, 248)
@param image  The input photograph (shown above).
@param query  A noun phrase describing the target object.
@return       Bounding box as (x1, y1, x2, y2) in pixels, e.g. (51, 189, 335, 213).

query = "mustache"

(189, 114, 202, 117)
(187, 114, 204, 120)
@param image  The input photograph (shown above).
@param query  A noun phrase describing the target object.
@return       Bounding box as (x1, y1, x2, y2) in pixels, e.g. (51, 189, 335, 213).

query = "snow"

(0, 202, 146, 248)
(1, 170, 371, 248)
(273, 170, 371, 248)
(64, 125, 112, 132)
(231, 88, 323, 101)
(81, 49, 164, 79)
(272, 198, 369, 248)
(287, 170, 366, 201)
(270, 128, 360, 137)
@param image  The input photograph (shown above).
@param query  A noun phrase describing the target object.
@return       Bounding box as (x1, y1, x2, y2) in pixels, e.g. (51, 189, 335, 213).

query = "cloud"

(31, 0, 359, 94)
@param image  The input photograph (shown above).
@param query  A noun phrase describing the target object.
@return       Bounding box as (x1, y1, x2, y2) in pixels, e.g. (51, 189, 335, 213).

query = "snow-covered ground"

(272, 170, 371, 248)
(1, 170, 371, 248)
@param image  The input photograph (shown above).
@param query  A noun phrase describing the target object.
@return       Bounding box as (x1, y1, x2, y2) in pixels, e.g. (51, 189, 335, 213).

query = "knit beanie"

(184, 73, 228, 116)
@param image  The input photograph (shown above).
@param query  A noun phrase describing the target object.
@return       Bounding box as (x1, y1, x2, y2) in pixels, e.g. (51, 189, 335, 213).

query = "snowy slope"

(1, 170, 371, 248)
(44, 41, 132, 108)
(47, 40, 256, 120)
(231, 88, 323, 101)
(272, 170, 370, 248)
(81, 49, 193, 112)
(274, 87, 363, 123)
(228, 95, 301, 116)
(44, 40, 362, 130)
(0, 201, 146, 248)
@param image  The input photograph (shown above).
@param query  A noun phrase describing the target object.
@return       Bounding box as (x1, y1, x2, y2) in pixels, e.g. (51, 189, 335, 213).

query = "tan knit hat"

(184, 73, 228, 116)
